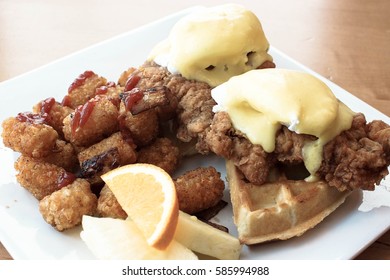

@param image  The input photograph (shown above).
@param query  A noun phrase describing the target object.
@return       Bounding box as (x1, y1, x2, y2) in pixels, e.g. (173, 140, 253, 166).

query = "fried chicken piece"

(318, 113, 390, 191)
(39, 178, 97, 231)
(130, 63, 212, 136)
(33, 97, 73, 138)
(176, 84, 216, 150)
(208, 111, 390, 191)
(125, 62, 214, 152)
(78, 132, 137, 182)
(131, 60, 275, 153)
(14, 155, 76, 200)
(137, 137, 180, 175)
(96, 184, 127, 219)
(367, 119, 390, 161)
(63, 95, 119, 147)
(174, 166, 225, 214)
(2, 114, 58, 158)
(154, 86, 179, 122)
(205, 111, 274, 185)
(274, 126, 316, 164)
(61, 70, 107, 109)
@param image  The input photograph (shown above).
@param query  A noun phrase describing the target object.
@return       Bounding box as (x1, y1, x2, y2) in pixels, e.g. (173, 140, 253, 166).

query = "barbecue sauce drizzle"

(71, 98, 97, 136)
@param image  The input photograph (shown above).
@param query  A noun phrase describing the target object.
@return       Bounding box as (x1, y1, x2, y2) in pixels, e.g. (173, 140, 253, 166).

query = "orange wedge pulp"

(101, 163, 179, 250)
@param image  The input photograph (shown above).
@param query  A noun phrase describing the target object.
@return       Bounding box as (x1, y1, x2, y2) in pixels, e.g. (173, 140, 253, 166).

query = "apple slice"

(81, 215, 197, 260)
(174, 211, 242, 260)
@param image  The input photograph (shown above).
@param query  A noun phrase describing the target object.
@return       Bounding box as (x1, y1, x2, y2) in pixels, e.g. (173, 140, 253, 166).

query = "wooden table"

(0, 0, 389, 260)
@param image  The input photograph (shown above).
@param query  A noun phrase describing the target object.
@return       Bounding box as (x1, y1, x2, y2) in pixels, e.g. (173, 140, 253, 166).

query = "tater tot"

(61, 70, 107, 109)
(129, 63, 171, 89)
(137, 137, 180, 175)
(43, 140, 79, 172)
(63, 96, 119, 147)
(2, 114, 58, 158)
(96, 184, 127, 219)
(174, 166, 225, 214)
(14, 155, 76, 200)
(95, 83, 123, 108)
(78, 132, 137, 180)
(39, 178, 97, 231)
(33, 97, 73, 137)
(118, 102, 159, 147)
(117, 67, 137, 87)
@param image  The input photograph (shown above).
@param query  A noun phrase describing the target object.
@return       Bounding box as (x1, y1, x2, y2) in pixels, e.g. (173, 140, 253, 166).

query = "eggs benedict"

(148, 4, 273, 87)
(205, 68, 390, 244)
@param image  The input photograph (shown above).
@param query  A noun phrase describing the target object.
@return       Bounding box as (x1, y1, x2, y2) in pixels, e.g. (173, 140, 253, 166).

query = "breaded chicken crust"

(318, 113, 390, 191)
(127, 60, 275, 154)
(124, 62, 214, 153)
(205, 111, 274, 185)
(367, 119, 390, 161)
(206, 111, 390, 191)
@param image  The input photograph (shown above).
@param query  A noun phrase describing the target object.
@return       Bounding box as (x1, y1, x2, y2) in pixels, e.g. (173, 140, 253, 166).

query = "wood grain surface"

(0, 0, 389, 260)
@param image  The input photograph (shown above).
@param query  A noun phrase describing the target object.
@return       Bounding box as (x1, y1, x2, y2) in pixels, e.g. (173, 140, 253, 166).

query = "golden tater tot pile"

(1, 67, 226, 232)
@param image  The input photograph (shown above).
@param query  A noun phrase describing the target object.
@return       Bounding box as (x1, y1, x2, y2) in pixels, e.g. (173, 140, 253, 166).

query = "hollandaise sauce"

(212, 69, 355, 180)
(148, 4, 272, 87)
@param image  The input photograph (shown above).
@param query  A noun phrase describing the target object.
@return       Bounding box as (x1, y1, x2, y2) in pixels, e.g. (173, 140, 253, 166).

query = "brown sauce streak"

(68, 70, 95, 93)
(39, 97, 56, 114)
(124, 74, 141, 91)
(124, 88, 144, 111)
(95, 81, 116, 95)
(61, 95, 72, 107)
(57, 171, 76, 188)
(16, 112, 49, 125)
(71, 99, 97, 135)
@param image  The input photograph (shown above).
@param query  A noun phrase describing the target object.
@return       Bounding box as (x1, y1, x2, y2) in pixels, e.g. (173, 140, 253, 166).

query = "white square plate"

(0, 7, 389, 260)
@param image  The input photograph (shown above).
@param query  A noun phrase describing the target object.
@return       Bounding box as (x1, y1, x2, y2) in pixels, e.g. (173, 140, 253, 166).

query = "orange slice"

(101, 163, 179, 250)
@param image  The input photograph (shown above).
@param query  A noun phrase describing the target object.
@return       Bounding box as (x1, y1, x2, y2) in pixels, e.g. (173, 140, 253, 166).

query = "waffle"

(226, 161, 351, 245)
